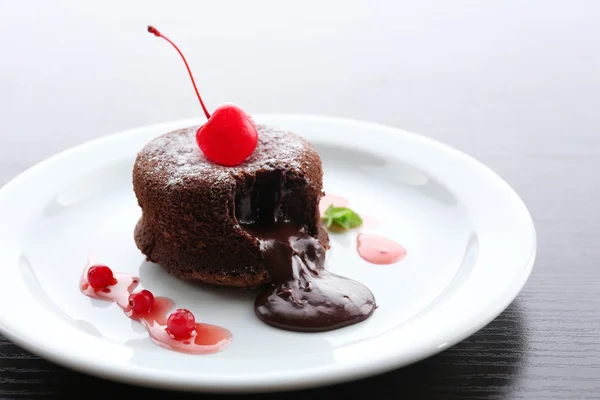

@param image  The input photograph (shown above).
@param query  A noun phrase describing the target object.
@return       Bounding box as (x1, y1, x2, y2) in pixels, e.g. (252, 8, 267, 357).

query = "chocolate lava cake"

(133, 124, 329, 289)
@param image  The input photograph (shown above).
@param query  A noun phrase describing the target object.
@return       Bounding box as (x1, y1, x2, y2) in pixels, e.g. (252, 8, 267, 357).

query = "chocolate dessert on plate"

(131, 26, 376, 333)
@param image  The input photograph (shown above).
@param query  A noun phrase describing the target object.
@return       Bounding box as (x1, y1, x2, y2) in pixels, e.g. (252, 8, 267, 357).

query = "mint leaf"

(323, 205, 335, 228)
(321, 204, 363, 230)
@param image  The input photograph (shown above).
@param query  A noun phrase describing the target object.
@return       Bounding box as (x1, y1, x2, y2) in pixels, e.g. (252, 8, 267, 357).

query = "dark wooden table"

(1, 1, 599, 398)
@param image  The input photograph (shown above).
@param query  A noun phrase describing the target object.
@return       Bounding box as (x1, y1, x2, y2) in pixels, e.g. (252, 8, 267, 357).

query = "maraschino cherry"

(147, 26, 258, 166)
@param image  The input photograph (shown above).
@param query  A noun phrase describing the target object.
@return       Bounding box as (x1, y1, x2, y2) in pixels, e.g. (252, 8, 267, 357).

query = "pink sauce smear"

(80, 267, 231, 354)
(359, 214, 378, 229)
(319, 194, 349, 215)
(357, 233, 407, 265)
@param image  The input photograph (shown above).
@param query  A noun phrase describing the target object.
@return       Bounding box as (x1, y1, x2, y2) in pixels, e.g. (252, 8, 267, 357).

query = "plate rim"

(0, 114, 537, 393)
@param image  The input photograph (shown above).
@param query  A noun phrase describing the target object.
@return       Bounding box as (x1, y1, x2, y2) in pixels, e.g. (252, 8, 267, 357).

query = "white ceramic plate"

(0, 115, 536, 393)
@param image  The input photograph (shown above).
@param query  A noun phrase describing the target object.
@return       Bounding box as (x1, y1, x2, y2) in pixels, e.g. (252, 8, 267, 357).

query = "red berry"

(87, 265, 115, 289)
(167, 308, 196, 339)
(147, 26, 258, 167)
(128, 290, 155, 314)
(196, 104, 258, 166)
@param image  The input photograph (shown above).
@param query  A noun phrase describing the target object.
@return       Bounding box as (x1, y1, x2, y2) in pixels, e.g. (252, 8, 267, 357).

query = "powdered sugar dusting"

(137, 125, 310, 187)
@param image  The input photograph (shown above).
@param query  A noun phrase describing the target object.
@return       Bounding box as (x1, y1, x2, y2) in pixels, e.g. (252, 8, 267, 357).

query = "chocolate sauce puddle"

(234, 171, 375, 331)
(245, 224, 376, 332)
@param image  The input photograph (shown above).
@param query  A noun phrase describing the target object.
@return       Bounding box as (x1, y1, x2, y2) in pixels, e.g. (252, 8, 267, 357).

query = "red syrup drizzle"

(80, 266, 231, 354)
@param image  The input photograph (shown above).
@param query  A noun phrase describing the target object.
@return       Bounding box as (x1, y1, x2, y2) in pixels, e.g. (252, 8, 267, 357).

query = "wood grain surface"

(1, 1, 599, 398)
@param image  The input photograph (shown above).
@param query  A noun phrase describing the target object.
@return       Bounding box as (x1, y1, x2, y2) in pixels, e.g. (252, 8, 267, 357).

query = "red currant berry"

(167, 308, 196, 339)
(87, 265, 115, 289)
(128, 290, 155, 314)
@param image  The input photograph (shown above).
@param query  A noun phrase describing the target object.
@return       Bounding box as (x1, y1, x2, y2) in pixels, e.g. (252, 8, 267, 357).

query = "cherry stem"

(147, 25, 211, 120)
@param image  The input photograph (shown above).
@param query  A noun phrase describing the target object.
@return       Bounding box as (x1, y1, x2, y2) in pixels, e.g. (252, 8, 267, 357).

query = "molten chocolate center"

(235, 171, 376, 332)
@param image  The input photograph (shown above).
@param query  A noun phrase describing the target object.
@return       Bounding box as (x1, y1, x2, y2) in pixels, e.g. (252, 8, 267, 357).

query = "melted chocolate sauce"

(247, 224, 376, 332)
(234, 172, 376, 332)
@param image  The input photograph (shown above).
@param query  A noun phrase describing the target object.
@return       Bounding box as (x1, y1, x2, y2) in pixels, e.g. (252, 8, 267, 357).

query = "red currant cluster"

(86, 265, 196, 339)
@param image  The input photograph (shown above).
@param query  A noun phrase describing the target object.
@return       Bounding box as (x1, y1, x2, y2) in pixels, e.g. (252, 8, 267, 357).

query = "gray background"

(1, 1, 599, 398)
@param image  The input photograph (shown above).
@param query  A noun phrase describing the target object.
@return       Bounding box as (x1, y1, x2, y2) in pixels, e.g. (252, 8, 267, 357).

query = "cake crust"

(133, 124, 328, 288)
